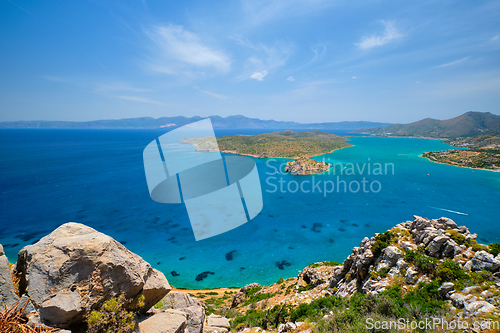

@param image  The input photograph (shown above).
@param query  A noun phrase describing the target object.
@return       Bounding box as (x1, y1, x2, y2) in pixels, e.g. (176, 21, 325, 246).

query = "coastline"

(221, 144, 353, 160)
(361, 134, 446, 141)
(421, 154, 500, 173)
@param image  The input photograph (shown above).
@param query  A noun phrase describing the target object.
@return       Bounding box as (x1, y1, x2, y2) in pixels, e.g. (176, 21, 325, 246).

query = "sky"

(1, 0, 499, 123)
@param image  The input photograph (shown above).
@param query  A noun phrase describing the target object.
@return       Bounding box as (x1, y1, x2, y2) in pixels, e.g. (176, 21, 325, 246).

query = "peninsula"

(423, 133, 500, 171)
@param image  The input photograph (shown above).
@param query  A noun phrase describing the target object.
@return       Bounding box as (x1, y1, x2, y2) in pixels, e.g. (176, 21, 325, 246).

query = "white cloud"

(241, 0, 334, 26)
(309, 44, 327, 63)
(434, 57, 469, 68)
(250, 70, 268, 81)
(231, 36, 293, 81)
(352, 76, 357, 79)
(145, 25, 230, 75)
(492, 34, 500, 42)
(116, 96, 165, 105)
(287, 76, 295, 81)
(356, 20, 403, 50)
(194, 87, 228, 99)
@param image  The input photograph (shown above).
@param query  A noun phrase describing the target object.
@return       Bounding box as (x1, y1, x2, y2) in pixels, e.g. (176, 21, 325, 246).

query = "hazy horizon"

(1, 1, 499, 123)
(1, 111, 499, 125)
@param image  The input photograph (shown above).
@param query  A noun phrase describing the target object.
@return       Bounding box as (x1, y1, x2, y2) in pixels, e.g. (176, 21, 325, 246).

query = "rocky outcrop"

(327, 215, 499, 318)
(159, 292, 206, 333)
(231, 283, 261, 308)
(285, 157, 330, 175)
(471, 251, 500, 272)
(137, 310, 188, 333)
(14, 222, 172, 328)
(205, 314, 230, 333)
(0, 244, 20, 310)
(297, 263, 338, 288)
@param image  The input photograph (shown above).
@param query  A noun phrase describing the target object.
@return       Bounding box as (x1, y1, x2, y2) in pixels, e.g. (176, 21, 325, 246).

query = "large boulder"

(206, 314, 230, 331)
(298, 263, 338, 288)
(438, 282, 455, 299)
(0, 244, 20, 309)
(160, 292, 205, 333)
(137, 310, 188, 333)
(15, 223, 172, 328)
(464, 301, 496, 316)
(380, 246, 402, 267)
(471, 251, 500, 272)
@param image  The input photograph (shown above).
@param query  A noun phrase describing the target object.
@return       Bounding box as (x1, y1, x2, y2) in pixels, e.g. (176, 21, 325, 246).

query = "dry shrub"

(0, 299, 55, 333)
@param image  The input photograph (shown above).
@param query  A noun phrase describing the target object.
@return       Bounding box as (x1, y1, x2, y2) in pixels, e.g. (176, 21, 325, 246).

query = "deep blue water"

(1, 129, 499, 289)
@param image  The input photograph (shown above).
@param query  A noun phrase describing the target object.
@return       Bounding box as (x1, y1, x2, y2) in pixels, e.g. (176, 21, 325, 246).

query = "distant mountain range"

(354, 112, 500, 138)
(0, 115, 392, 130)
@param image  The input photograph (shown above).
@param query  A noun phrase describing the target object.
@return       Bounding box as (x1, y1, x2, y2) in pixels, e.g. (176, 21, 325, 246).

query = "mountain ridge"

(354, 111, 500, 138)
(0, 115, 392, 130)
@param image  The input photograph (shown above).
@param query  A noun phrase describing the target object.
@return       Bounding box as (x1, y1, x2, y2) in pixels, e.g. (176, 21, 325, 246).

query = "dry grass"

(0, 299, 55, 333)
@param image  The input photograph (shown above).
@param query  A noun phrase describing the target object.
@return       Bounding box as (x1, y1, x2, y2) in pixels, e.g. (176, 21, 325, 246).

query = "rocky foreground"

(2, 216, 500, 332)
(0, 223, 229, 333)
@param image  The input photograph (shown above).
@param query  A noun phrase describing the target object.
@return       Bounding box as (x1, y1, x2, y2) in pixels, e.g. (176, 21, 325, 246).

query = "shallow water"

(1, 129, 499, 289)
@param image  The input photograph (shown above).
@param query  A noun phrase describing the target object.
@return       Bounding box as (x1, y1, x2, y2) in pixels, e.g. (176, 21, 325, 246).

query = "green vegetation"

(181, 130, 352, 158)
(230, 284, 446, 332)
(436, 260, 467, 282)
(297, 284, 313, 293)
(307, 261, 343, 269)
(489, 242, 500, 256)
(243, 292, 278, 307)
(403, 250, 438, 274)
(371, 231, 398, 257)
(446, 231, 476, 247)
(245, 286, 263, 297)
(423, 149, 500, 170)
(448, 132, 500, 149)
(86, 295, 135, 333)
(471, 243, 490, 252)
(423, 132, 500, 170)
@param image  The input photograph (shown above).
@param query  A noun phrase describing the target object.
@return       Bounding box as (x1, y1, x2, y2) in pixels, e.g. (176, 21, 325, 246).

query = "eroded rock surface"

(15, 222, 172, 328)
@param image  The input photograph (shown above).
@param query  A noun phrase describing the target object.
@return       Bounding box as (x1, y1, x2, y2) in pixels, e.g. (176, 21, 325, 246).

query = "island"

(180, 130, 352, 175)
(180, 130, 352, 158)
(284, 156, 330, 175)
(423, 133, 500, 171)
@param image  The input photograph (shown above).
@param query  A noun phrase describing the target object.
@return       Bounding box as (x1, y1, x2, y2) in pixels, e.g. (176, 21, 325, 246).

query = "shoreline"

(421, 154, 500, 173)
(362, 134, 446, 141)
(220, 144, 353, 160)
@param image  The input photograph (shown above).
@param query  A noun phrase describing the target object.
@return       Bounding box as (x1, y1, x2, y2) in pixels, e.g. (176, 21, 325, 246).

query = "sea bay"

(0, 129, 499, 289)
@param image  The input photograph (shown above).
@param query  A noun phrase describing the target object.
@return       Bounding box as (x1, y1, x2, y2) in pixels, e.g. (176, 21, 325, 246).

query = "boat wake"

(428, 206, 468, 216)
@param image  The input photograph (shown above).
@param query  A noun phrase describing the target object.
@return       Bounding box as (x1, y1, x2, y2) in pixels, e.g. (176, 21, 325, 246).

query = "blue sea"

(1, 129, 499, 289)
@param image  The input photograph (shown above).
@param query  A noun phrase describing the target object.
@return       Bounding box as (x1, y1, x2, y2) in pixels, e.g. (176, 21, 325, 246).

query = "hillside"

(2, 216, 500, 332)
(202, 216, 500, 333)
(0, 115, 392, 130)
(422, 132, 500, 171)
(181, 130, 353, 158)
(354, 112, 500, 139)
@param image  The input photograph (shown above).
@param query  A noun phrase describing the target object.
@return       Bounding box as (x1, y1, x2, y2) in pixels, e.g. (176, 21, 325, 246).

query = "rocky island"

(180, 130, 352, 159)
(284, 156, 330, 175)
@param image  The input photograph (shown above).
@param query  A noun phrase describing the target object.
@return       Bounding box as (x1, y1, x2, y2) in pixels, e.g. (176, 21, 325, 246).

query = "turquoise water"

(1, 130, 499, 289)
